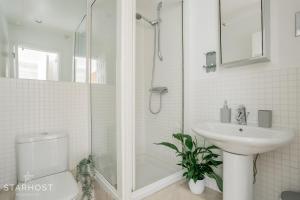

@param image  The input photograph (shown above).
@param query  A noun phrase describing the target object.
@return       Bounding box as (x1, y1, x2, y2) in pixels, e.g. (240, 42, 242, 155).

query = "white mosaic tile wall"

(0, 78, 89, 188)
(190, 67, 300, 200)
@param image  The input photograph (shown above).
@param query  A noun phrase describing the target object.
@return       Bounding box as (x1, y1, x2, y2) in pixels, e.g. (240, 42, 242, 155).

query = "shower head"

(136, 13, 143, 20)
(136, 13, 158, 25)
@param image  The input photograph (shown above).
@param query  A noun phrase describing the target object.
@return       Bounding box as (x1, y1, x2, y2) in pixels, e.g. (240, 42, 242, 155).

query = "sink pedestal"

(223, 152, 253, 200)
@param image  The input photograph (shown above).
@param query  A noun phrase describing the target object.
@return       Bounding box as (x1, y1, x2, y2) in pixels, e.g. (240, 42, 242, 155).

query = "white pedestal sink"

(192, 122, 295, 200)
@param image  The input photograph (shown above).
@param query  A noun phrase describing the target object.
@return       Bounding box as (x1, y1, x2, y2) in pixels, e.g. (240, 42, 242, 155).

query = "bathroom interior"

(0, 0, 299, 200)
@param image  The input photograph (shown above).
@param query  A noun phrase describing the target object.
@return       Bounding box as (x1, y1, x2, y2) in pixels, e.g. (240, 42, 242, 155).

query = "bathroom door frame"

(86, 0, 136, 199)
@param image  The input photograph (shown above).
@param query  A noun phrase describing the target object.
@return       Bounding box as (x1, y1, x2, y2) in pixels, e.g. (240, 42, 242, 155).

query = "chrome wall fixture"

(136, 1, 167, 115)
(203, 51, 216, 73)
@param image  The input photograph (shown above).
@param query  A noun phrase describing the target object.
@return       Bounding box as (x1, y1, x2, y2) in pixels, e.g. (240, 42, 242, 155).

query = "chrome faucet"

(235, 105, 249, 125)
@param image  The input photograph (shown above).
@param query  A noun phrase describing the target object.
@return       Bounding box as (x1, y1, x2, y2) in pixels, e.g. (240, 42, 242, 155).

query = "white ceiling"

(0, 0, 86, 33)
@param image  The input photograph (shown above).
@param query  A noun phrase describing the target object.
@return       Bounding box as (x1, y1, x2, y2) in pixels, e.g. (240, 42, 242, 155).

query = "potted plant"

(76, 155, 96, 200)
(156, 133, 223, 194)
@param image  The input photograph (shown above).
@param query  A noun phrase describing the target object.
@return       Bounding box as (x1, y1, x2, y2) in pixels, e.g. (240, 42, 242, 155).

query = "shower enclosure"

(89, 0, 183, 198)
(134, 0, 183, 190)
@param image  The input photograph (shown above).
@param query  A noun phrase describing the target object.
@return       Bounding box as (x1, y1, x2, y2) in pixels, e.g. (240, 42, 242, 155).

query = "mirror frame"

(219, 0, 270, 68)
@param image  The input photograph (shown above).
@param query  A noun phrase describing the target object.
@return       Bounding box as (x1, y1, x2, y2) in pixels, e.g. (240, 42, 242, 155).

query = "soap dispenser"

(220, 100, 231, 123)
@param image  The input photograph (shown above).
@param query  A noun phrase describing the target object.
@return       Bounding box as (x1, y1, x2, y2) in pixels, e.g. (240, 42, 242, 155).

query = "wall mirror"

(296, 11, 300, 37)
(0, 0, 87, 82)
(219, 0, 270, 67)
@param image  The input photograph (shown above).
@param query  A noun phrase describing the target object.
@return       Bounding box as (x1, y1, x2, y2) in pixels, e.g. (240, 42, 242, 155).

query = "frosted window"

(18, 47, 59, 81)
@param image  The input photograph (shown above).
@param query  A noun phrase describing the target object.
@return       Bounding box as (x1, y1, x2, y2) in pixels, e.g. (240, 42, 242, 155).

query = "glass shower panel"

(91, 0, 117, 188)
(74, 16, 87, 83)
(135, 0, 183, 190)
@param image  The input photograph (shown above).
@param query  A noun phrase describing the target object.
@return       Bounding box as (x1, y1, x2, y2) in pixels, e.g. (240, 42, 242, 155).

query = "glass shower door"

(90, 0, 117, 188)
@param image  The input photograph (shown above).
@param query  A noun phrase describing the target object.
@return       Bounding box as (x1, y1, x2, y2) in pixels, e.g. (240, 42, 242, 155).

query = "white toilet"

(15, 133, 79, 200)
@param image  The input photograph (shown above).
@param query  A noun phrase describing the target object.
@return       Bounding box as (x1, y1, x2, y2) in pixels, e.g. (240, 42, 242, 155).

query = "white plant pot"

(188, 179, 205, 194)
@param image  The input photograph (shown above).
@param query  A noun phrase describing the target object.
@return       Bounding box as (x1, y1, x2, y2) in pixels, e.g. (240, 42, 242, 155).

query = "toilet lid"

(15, 171, 79, 200)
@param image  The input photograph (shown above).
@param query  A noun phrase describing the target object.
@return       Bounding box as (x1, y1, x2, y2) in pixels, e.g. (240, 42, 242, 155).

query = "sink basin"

(192, 121, 295, 200)
(192, 122, 295, 155)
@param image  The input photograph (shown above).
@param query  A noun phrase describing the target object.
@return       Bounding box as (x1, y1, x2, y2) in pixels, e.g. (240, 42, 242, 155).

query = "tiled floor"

(144, 181, 222, 200)
(0, 190, 13, 200)
(94, 180, 222, 200)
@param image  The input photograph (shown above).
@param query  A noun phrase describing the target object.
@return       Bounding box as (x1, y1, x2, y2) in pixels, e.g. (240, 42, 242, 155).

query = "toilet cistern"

(15, 133, 79, 200)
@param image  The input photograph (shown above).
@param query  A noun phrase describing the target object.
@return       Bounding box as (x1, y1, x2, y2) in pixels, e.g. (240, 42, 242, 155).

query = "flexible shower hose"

(149, 24, 163, 114)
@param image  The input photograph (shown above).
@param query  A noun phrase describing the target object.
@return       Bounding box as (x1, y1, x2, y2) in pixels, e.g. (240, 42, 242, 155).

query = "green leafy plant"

(156, 133, 223, 191)
(76, 155, 96, 200)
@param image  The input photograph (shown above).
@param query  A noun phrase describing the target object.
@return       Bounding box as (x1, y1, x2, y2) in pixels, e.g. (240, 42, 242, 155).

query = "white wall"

(185, 0, 300, 199)
(0, 78, 89, 188)
(8, 23, 74, 81)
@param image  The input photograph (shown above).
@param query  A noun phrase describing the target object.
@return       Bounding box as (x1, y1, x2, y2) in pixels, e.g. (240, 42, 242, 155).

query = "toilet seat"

(15, 171, 79, 200)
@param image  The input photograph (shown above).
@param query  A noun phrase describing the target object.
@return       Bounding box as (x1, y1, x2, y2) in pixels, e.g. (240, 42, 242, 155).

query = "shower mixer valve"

(149, 87, 168, 94)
